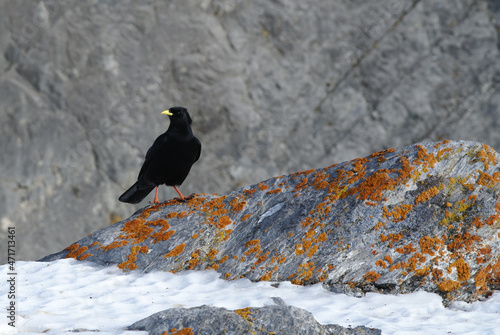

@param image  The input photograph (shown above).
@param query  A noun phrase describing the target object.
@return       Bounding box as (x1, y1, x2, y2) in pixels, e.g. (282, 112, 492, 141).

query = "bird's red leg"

(173, 185, 195, 202)
(173, 186, 186, 201)
(152, 186, 160, 203)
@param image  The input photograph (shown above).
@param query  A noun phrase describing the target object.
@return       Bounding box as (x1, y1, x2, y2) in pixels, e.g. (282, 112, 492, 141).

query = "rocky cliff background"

(1, 0, 499, 262)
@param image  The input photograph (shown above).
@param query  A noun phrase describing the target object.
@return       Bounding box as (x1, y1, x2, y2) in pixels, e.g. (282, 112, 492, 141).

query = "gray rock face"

(1, 1, 499, 264)
(126, 304, 381, 335)
(41, 141, 500, 306)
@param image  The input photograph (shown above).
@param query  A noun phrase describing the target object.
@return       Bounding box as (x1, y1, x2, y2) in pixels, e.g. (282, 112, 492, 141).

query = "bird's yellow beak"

(161, 109, 173, 116)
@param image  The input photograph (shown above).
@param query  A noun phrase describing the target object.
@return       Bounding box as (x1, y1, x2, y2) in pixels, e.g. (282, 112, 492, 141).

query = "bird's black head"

(161, 106, 192, 125)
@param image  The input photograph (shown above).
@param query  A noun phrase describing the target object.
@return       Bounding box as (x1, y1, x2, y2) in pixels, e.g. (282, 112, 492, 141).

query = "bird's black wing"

(138, 133, 167, 179)
(193, 137, 202, 163)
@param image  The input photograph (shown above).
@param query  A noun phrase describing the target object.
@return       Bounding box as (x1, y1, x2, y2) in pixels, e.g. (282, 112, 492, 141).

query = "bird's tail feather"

(118, 181, 155, 204)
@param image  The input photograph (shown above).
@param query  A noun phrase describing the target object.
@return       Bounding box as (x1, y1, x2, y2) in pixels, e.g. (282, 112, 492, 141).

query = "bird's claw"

(175, 194, 195, 202)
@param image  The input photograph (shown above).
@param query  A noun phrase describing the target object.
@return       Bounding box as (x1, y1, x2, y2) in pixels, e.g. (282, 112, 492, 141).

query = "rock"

(324, 325, 382, 335)
(1, 0, 499, 263)
(126, 304, 381, 335)
(41, 141, 500, 305)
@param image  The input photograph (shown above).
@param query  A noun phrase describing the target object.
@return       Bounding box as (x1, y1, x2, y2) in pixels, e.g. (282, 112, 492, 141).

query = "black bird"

(119, 107, 201, 204)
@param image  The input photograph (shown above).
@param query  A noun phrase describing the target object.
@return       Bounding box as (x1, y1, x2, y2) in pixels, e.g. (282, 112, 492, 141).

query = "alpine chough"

(119, 106, 201, 204)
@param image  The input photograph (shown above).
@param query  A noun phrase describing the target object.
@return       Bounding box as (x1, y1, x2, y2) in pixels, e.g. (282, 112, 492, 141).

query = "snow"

(1, 259, 500, 334)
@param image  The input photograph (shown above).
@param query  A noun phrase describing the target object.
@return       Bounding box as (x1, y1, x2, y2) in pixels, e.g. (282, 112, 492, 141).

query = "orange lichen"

(437, 279, 461, 292)
(414, 145, 437, 169)
(440, 199, 475, 226)
(188, 250, 200, 270)
(65, 243, 79, 254)
(317, 232, 327, 242)
(449, 257, 471, 281)
(419, 236, 443, 256)
(293, 178, 309, 194)
(406, 252, 427, 272)
(436, 147, 453, 160)
(216, 216, 233, 229)
(307, 245, 319, 257)
(118, 245, 141, 270)
(78, 253, 92, 260)
(260, 273, 272, 281)
(291, 169, 315, 179)
(447, 232, 481, 254)
(368, 148, 396, 159)
(301, 217, 316, 228)
(221, 229, 233, 241)
(245, 239, 260, 248)
(383, 204, 413, 222)
(347, 170, 392, 202)
(65, 243, 92, 260)
(305, 230, 316, 240)
(266, 188, 283, 195)
(291, 262, 315, 284)
(311, 170, 329, 190)
(395, 243, 417, 254)
(164, 244, 186, 258)
(200, 195, 229, 218)
(432, 268, 444, 281)
(230, 197, 247, 212)
(363, 271, 381, 282)
(245, 245, 261, 256)
(415, 186, 439, 204)
(243, 189, 256, 196)
(276, 255, 287, 264)
(219, 255, 229, 264)
(433, 140, 450, 149)
(119, 219, 154, 243)
(165, 328, 194, 335)
(65, 243, 93, 261)
(99, 240, 129, 252)
(472, 217, 487, 230)
(152, 229, 175, 243)
(138, 202, 164, 219)
(380, 233, 404, 243)
(477, 171, 499, 187)
(414, 265, 431, 277)
(485, 213, 499, 227)
(234, 307, 252, 319)
(255, 251, 270, 265)
(241, 214, 252, 222)
(166, 212, 178, 219)
(476, 144, 497, 170)
(257, 182, 269, 191)
(208, 249, 219, 261)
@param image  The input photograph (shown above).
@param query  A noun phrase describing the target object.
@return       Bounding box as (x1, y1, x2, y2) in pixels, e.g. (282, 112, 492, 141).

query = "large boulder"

(1, 0, 499, 262)
(126, 303, 381, 335)
(42, 140, 500, 305)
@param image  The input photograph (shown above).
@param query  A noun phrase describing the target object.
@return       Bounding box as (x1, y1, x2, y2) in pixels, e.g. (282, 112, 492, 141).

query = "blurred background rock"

(0, 0, 499, 262)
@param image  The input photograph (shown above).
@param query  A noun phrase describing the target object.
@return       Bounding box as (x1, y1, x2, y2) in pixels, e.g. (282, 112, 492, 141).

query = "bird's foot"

(174, 194, 195, 202)
(150, 186, 160, 204)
